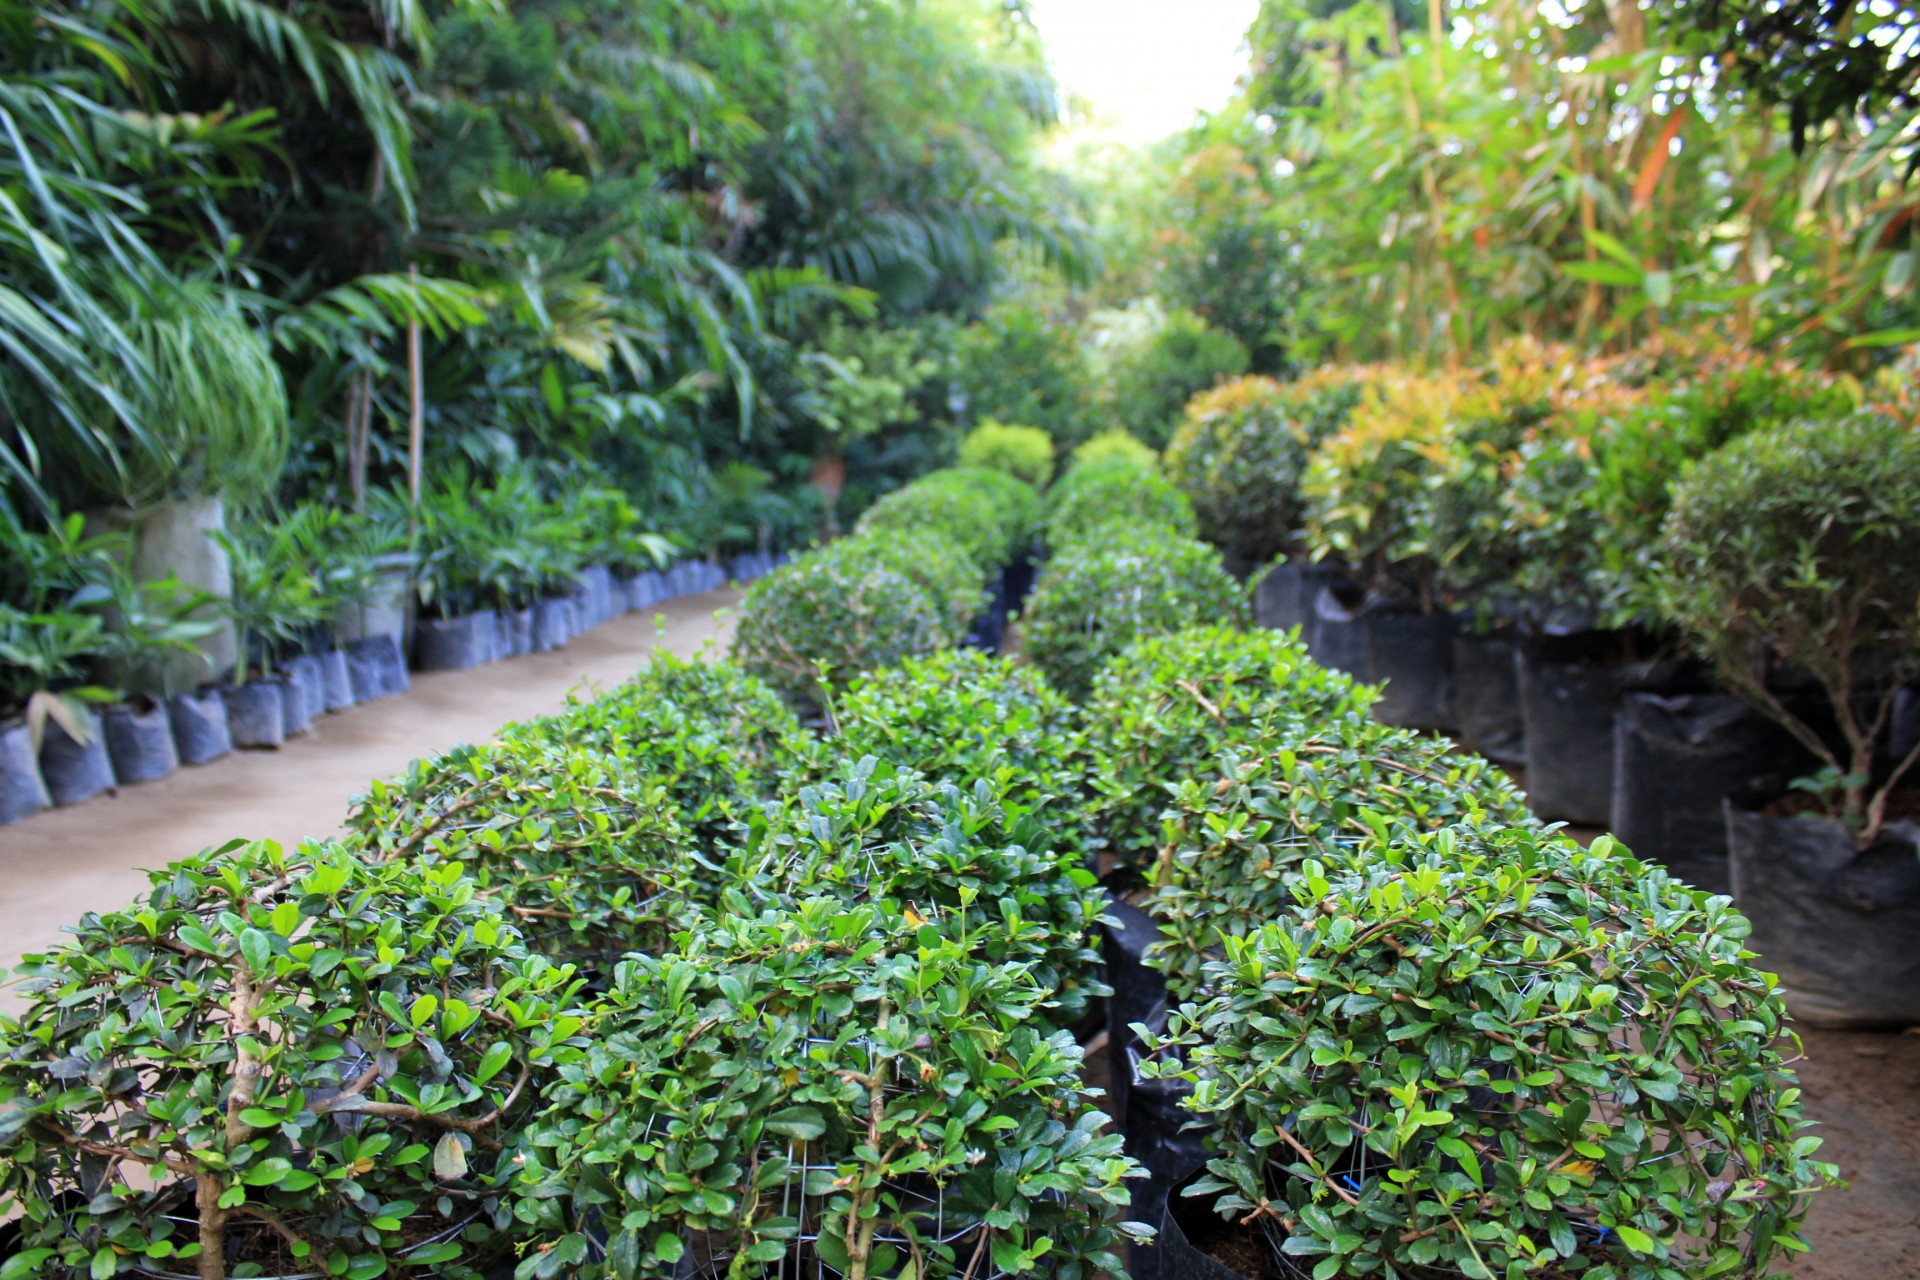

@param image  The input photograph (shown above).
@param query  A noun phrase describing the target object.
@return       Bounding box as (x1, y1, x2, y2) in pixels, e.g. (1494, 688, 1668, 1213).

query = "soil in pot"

(0, 722, 51, 824)
(1612, 692, 1816, 894)
(168, 689, 232, 764)
(1365, 607, 1455, 730)
(320, 649, 356, 713)
(40, 717, 116, 806)
(103, 697, 179, 785)
(1727, 805, 1920, 1028)
(1160, 1179, 1270, 1280)
(223, 680, 287, 750)
(1449, 628, 1527, 766)
(532, 597, 573, 652)
(415, 610, 499, 672)
(1515, 631, 1691, 826)
(1307, 584, 1371, 680)
(346, 634, 408, 701)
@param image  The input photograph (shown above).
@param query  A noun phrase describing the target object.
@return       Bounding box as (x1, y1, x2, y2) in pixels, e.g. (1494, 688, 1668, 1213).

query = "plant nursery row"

(0, 471, 786, 828)
(0, 432, 1855, 1280)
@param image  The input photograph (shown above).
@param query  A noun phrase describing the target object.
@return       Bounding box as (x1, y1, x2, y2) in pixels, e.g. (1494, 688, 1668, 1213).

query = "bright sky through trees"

(1028, 0, 1261, 144)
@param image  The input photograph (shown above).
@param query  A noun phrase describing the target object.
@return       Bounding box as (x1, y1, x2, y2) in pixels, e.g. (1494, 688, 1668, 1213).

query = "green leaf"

(474, 1042, 513, 1085)
(1614, 1225, 1656, 1254)
(238, 928, 272, 975)
(91, 1246, 118, 1280)
(764, 1106, 826, 1139)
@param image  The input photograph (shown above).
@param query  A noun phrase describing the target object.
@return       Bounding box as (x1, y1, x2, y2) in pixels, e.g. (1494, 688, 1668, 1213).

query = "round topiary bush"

(1142, 723, 1532, 1000)
(834, 648, 1088, 841)
(1020, 530, 1245, 699)
(1069, 429, 1160, 473)
(922, 466, 1043, 555)
(958, 419, 1056, 488)
(1142, 824, 1835, 1280)
(0, 839, 585, 1280)
(736, 756, 1107, 1022)
(1043, 456, 1197, 553)
(1165, 374, 1361, 566)
(855, 472, 1016, 571)
(1084, 626, 1379, 865)
(511, 900, 1142, 1280)
(348, 739, 698, 970)
(731, 535, 980, 712)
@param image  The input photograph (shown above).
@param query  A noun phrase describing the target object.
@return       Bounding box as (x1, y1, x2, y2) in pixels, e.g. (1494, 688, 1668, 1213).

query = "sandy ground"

(0, 587, 738, 996)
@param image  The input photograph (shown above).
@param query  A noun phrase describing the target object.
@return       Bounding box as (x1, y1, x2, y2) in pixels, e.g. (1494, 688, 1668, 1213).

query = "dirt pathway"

(0, 588, 739, 991)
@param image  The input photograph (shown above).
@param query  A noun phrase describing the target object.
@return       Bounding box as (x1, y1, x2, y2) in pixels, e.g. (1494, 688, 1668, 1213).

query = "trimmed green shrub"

(512, 900, 1142, 1280)
(957, 419, 1055, 488)
(1143, 824, 1834, 1279)
(1042, 456, 1198, 553)
(1069, 429, 1159, 473)
(1084, 626, 1377, 864)
(1021, 529, 1245, 699)
(0, 840, 585, 1280)
(731, 534, 983, 711)
(923, 466, 1042, 554)
(1166, 374, 1360, 566)
(1143, 725, 1531, 1000)
(1103, 307, 1251, 449)
(834, 648, 1089, 841)
(348, 740, 698, 970)
(1657, 410, 1920, 841)
(855, 472, 1015, 570)
(736, 756, 1106, 1022)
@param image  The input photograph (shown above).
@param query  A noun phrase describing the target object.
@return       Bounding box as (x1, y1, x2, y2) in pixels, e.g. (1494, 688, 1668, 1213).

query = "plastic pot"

(1307, 585, 1371, 680)
(224, 680, 287, 750)
(964, 575, 1010, 653)
(321, 649, 356, 713)
(1365, 607, 1455, 730)
(284, 653, 327, 725)
(579, 565, 615, 626)
(532, 597, 574, 652)
(1253, 560, 1341, 637)
(103, 697, 179, 785)
(1158, 1186, 1255, 1280)
(504, 608, 534, 658)
(625, 571, 665, 611)
(168, 689, 232, 764)
(1515, 633, 1688, 826)
(0, 722, 51, 824)
(1727, 807, 1920, 1028)
(278, 663, 317, 737)
(1612, 693, 1814, 894)
(1003, 554, 1037, 613)
(41, 716, 116, 805)
(1101, 890, 1166, 1129)
(337, 553, 413, 646)
(1449, 629, 1527, 766)
(415, 611, 499, 672)
(347, 634, 408, 701)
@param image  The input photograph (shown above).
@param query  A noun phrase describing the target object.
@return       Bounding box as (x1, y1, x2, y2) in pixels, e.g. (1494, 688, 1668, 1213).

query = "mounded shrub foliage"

(0, 840, 585, 1280)
(856, 472, 1016, 572)
(1144, 824, 1833, 1280)
(1043, 456, 1196, 551)
(957, 420, 1055, 489)
(1021, 529, 1247, 699)
(510, 900, 1142, 1280)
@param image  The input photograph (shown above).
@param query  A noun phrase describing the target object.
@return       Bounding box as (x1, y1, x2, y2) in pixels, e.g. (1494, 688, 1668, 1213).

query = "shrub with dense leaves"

(0, 840, 586, 1280)
(855, 470, 1016, 570)
(1084, 626, 1378, 864)
(930, 466, 1043, 554)
(1143, 725, 1531, 1001)
(734, 757, 1107, 1022)
(1042, 457, 1199, 554)
(1069, 430, 1160, 473)
(1657, 410, 1920, 841)
(1166, 373, 1360, 566)
(958, 419, 1056, 488)
(833, 648, 1089, 843)
(731, 535, 982, 711)
(511, 900, 1143, 1280)
(1021, 529, 1245, 699)
(1142, 824, 1835, 1280)
(348, 740, 698, 970)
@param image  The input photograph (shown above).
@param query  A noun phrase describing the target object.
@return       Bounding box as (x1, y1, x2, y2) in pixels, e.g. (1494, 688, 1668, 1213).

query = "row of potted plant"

(1165, 339, 1920, 1028)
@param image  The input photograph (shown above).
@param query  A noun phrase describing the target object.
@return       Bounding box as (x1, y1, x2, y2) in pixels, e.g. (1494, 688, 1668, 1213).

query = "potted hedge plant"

(215, 528, 324, 749)
(0, 838, 588, 1280)
(411, 477, 511, 670)
(0, 607, 116, 809)
(92, 564, 219, 784)
(1656, 410, 1920, 1026)
(1043, 455, 1196, 555)
(510, 899, 1144, 1280)
(1140, 824, 1836, 1280)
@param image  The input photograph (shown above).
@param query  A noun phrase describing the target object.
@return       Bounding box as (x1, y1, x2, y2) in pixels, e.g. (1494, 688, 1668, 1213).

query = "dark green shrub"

(735, 756, 1106, 1022)
(731, 534, 982, 711)
(1084, 626, 1377, 864)
(1104, 307, 1251, 449)
(1143, 824, 1835, 1279)
(834, 648, 1089, 843)
(1167, 374, 1361, 566)
(957, 419, 1055, 488)
(1021, 530, 1244, 699)
(1143, 724, 1530, 1000)
(1043, 455, 1197, 553)
(0, 840, 585, 1280)
(348, 740, 698, 970)
(855, 472, 1015, 570)
(1656, 410, 1920, 841)
(511, 900, 1142, 1280)
(924, 466, 1042, 554)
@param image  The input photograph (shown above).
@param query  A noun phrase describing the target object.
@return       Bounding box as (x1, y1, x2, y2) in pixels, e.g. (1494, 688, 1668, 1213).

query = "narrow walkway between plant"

(0, 587, 741, 997)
